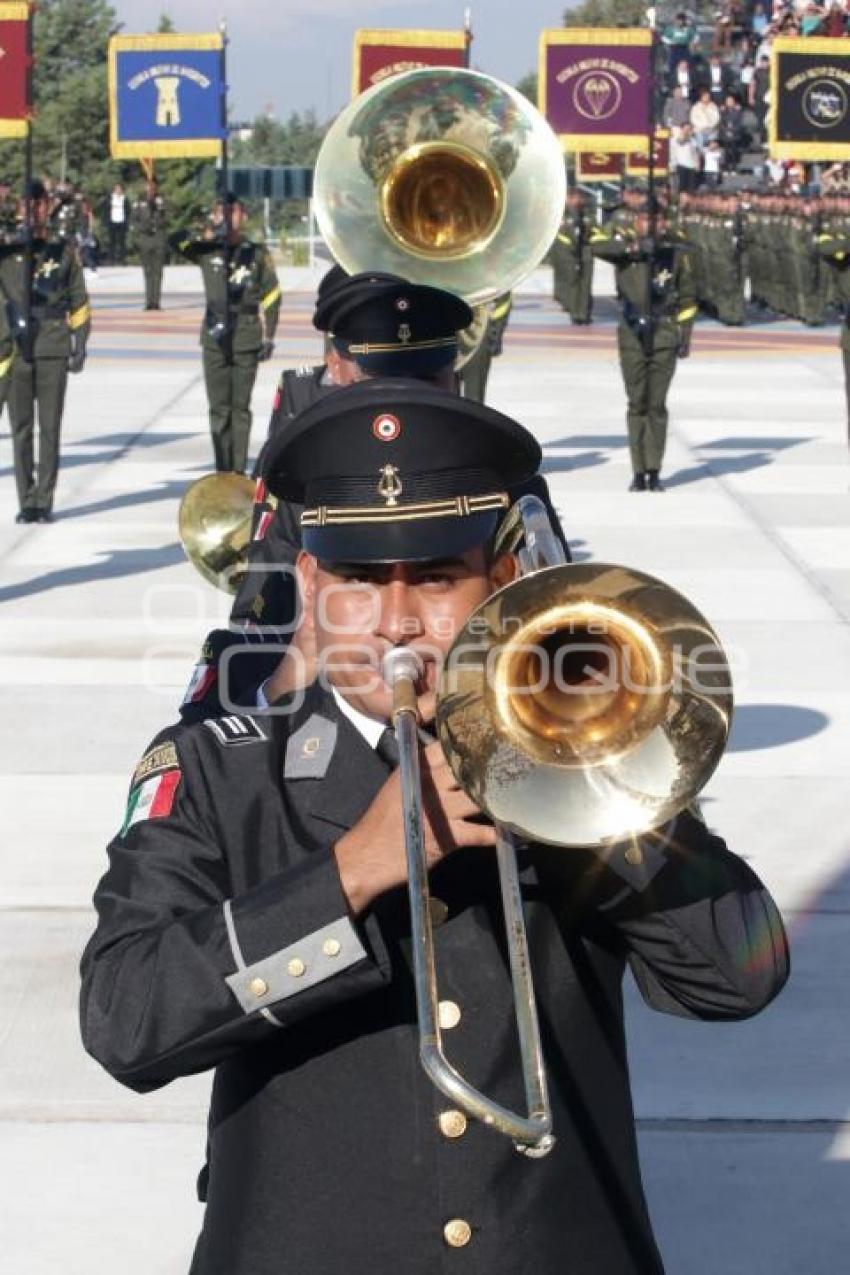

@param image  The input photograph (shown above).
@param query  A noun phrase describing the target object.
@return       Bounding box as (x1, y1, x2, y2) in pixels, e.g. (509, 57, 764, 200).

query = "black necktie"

(376, 727, 400, 769)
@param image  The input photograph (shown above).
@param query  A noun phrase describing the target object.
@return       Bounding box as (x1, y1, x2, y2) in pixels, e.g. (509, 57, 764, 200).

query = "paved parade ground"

(1, 264, 849, 1273)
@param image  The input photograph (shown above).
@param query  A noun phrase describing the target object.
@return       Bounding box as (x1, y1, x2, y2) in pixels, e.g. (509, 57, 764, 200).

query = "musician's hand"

(258, 339, 274, 362)
(334, 739, 496, 915)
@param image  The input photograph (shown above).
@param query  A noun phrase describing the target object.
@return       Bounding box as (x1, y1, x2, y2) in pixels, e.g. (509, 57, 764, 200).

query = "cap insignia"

(397, 323, 412, 344)
(395, 296, 410, 311)
(372, 413, 401, 442)
(377, 464, 403, 507)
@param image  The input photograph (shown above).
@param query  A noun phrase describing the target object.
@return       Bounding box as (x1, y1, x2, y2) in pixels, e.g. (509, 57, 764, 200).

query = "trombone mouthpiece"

(382, 646, 423, 687)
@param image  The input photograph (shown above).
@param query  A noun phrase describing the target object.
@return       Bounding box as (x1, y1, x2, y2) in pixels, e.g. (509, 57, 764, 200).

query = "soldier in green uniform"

(551, 189, 594, 324)
(49, 180, 82, 247)
(0, 178, 17, 241)
(0, 180, 90, 522)
(714, 194, 747, 327)
(591, 205, 696, 491)
(458, 291, 512, 403)
(0, 177, 19, 426)
(815, 197, 850, 449)
(170, 193, 281, 473)
(130, 177, 169, 310)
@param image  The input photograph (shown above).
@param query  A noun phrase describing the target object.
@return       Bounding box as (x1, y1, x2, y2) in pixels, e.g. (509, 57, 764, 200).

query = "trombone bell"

(437, 562, 732, 848)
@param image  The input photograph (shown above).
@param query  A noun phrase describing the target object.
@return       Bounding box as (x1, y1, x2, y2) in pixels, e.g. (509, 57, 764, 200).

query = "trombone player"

(179, 268, 569, 721)
(81, 381, 788, 1275)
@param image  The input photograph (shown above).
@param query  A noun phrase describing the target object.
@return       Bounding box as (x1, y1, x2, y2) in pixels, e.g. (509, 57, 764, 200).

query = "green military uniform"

(0, 187, 18, 423)
(171, 226, 281, 473)
(50, 187, 81, 246)
(130, 189, 169, 310)
(815, 218, 850, 447)
(551, 204, 594, 323)
(458, 292, 512, 403)
(790, 200, 825, 326)
(591, 221, 696, 488)
(0, 235, 90, 519)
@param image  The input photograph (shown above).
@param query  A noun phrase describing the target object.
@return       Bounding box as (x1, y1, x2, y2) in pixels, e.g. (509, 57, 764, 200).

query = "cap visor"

(303, 510, 500, 564)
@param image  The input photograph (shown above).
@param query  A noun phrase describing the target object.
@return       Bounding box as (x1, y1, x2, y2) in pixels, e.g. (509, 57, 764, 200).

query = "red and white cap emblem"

(372, 413, 402, 442)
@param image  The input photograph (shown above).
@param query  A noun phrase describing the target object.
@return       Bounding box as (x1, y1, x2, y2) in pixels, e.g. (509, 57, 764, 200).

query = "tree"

(563, 0, 649, 26)
(230, 111, 328, 168)
(563, 0, 717, 24)
(515, 72, 539, 106)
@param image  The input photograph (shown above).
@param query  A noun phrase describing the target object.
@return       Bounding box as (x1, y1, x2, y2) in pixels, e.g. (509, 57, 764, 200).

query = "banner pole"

(644, 30, 657, 358)
(463, 8, 473, 67)
(219, 17, 230, 235)
(22, 0, 35, 356)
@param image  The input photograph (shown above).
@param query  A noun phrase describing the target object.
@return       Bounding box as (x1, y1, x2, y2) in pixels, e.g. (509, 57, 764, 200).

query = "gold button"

(438, 1000, 461, 1030)
(428, 897, 449, 926)
(438, 1110, 468, 1139)
(287, 958, 306, 978)
(249, 977, 268, 998)
(624, 844, 643, 866)
(322, 938, 341, 958)
(443, 1218, 472, 1248)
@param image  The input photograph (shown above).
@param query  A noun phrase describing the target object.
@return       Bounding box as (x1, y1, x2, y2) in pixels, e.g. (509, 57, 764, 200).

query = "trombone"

(383, 496, 732, 1156)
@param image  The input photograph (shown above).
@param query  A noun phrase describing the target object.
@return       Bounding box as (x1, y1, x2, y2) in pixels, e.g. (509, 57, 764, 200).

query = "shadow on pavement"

(0, 543, 185, 603)
(727, 704, 830, 752)
(56, 482, 188, 521)
(68, 432, 194, 449)
(542, 452, 608, 475)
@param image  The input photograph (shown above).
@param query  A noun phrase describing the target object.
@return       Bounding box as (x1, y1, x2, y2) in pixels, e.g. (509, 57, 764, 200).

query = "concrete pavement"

(1, 263, 848, 1272)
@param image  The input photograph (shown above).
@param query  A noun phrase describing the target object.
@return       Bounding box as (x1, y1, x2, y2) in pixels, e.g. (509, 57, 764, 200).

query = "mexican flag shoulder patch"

(122, 769, 181, 836)
(182, 661, 217, 706)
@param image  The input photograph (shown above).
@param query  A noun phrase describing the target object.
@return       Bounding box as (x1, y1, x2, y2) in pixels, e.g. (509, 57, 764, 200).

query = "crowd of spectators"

(652, 2, 850, 191)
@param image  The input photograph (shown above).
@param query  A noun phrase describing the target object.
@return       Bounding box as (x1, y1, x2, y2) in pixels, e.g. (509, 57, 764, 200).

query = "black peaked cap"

(313, 272, 473, 376)
(262, 379, 540, 563)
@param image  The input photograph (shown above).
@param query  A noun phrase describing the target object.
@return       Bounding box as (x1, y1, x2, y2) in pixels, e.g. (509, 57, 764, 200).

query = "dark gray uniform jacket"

(80, 685, 789, 1275)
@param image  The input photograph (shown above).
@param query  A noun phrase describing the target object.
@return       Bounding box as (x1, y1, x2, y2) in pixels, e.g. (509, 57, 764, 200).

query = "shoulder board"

(204, 714, 268, 746)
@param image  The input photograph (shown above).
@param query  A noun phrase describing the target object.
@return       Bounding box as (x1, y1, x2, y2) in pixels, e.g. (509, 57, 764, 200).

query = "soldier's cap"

(313, 272, 474, 376)
(315, 263, 349, 309)
(262, 378, 540, 563)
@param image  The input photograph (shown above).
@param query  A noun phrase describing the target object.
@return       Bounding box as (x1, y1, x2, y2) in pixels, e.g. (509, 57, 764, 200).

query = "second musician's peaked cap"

(313, 272, 474, 375)
(261, 378, 541, 563)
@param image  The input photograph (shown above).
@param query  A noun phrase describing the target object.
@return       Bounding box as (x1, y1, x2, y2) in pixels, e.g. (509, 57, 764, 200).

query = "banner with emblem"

(352, 27, 470, 98)
(575, 151, 624, 182)
(0, 2, 31, 138)
(626, 130, 670, 177)
(108, 32, 226, 159)
(539, 27, 653, 153)
(770, 37, 850, 160)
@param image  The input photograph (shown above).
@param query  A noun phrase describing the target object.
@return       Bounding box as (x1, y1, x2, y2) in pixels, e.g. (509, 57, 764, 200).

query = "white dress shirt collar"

(332, 687, 387, 750)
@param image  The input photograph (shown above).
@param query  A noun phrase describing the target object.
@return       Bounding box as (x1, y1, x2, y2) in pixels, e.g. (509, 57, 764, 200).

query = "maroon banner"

(539, 28, 653, 153)
(352, 29, 468, 99)
(627, 131, 670, 176)
(0, 3, 31, 136)
(576, 151, 624, 182)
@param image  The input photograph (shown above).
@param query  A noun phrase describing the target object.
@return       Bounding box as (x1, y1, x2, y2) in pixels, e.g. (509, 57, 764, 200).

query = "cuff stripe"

(223, 898, 283, 1028)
